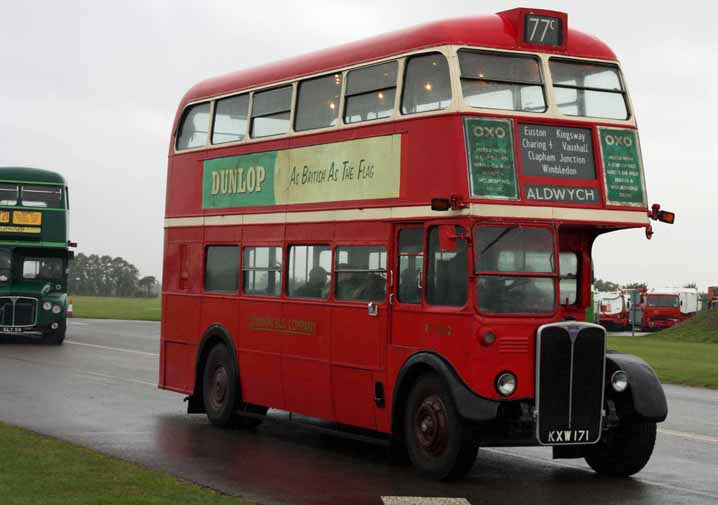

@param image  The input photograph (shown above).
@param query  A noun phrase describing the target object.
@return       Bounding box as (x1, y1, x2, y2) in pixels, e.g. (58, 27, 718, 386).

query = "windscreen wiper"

(479, 225, 518, 256)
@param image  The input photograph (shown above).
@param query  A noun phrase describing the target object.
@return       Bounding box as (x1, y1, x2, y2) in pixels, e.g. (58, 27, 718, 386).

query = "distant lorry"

(598, 291, 630, 330)
(708, 286, 718, 308)
(642, 287, 698, 331)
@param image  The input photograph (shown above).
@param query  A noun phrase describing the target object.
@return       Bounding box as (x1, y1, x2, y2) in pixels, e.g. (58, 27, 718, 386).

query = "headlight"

(52, 305, 62, 314)
(42, 302, 52, 311)
(496, 372, 517, 397)
(611, 370, 628, 392)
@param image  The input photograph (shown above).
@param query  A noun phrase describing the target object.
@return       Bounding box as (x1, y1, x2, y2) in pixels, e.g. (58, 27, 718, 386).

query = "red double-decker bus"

(160, 8, 673, 479)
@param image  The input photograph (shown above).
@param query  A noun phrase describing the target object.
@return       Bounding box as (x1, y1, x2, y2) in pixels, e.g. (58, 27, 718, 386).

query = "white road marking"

(69, 321, 88, 326)
(382, 498, 471, 505)
(0, 354, 157, 388)
(75, 368, 156, 387)
(484, 448, 718, 501)
(64, 340, 159, 357)
(658, 428, 718, 444)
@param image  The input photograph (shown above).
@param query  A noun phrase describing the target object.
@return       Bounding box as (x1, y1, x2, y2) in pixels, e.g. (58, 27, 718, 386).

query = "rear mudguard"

(606, 350, 667, 422)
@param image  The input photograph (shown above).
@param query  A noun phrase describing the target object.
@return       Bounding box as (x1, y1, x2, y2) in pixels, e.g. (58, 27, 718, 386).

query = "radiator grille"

(536, 322, 606, 445)
(0, 297, 38, 327)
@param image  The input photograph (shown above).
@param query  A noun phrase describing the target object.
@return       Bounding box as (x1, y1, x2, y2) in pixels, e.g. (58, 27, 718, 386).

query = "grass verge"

(0, 422, 249, 505)
(607, 336, 718, 389)
(69, 295, 160, 321)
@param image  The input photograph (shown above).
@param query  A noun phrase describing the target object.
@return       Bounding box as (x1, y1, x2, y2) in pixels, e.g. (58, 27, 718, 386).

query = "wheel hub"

(414, 395, 449, 456)
(209, 366, 228, 409)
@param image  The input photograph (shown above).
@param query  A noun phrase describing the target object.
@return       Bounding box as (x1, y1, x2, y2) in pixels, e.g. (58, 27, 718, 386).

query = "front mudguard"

(606, 350, 667, 422)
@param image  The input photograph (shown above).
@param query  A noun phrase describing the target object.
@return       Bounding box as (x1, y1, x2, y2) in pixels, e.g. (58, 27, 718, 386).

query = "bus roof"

(0, 166, 66, 185)
(181, 10, 617, 106)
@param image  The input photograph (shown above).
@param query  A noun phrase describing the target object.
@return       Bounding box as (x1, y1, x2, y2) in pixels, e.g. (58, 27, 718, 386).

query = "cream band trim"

(165, 204, 648, 228)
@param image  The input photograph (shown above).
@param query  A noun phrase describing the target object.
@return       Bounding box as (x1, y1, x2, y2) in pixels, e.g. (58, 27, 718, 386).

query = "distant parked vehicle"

(0, 167, 74, 344)
(641, 287, 698, 331)
(708, 287, 718, 309)
(598, 291, 629, 330)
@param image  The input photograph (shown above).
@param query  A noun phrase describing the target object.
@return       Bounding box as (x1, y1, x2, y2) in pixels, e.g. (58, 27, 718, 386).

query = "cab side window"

(397, 229, 424, 304)
(560, 252, 578, 305)
(426, 226, 467, 307)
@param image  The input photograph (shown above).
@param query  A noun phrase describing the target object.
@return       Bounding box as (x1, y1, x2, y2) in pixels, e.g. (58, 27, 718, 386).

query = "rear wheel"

(404, 373, 478, 480)
(42, 321, 66, 345)
(585, 420, 656, 476)
(201, 343, 267, 428)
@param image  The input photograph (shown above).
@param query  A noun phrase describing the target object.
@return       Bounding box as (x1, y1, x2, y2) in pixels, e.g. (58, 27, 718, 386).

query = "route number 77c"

(525, 15, 562, 45)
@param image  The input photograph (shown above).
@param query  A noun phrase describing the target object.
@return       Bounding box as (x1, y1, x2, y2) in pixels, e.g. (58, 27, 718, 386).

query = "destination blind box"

(497, 8, 568, 49)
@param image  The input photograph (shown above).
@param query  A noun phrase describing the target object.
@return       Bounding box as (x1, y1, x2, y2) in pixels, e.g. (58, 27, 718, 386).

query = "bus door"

(330, 243, 390, 430)
(391, 222, 470, 362)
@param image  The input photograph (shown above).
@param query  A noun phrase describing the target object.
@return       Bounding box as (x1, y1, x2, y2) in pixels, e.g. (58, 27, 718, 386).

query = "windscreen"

(474, 226, 555, 314)
(647, 294, 679, 308)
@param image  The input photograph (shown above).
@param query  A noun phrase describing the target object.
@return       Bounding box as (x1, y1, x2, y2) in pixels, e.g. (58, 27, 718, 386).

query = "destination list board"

(519, 124, 596, 179)
(464, 117, 518, 200)
(599, 128, 646, 206)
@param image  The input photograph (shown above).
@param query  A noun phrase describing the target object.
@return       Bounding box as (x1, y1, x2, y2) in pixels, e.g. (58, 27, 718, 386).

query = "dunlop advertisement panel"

(599, 128, 646, 207)
(202, 135, 401, 209)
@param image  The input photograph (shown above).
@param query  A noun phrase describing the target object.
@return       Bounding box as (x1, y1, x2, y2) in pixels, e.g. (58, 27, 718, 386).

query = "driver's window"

(559, 252, 578, 305)
(427, 226, 467, 307)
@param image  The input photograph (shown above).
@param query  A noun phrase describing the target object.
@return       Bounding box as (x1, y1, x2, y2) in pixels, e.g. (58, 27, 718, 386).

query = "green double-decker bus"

(0, 167, 73, 344)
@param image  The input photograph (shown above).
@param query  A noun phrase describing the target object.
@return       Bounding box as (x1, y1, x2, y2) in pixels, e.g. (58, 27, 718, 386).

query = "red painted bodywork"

(641, 293, 681, 330)
(160, 10, 648, 435)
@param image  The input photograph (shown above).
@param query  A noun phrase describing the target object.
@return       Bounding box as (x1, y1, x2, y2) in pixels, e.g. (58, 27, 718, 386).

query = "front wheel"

(403, 373, 478, 480)
(42, 321, 66, 345)
(585, 420, 656, 477)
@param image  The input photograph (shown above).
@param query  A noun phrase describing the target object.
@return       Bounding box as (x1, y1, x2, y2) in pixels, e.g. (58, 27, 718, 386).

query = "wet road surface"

(1, 319, 717, 505)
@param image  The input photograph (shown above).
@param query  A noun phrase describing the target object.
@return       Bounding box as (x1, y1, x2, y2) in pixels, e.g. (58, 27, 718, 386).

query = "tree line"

(68, 253, 158, 297)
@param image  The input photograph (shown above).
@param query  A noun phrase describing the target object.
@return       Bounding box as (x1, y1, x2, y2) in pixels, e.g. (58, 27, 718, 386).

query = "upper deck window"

(295, 74, 342, 131)
(550, 60, 628, 120)
(344, 61, 397, 124)
(0, 184, 18, 206)
(176, 102, 210, 150)
(21, 185, 63, 208)
(212, 94, 249, 144)
(251, 86, 292, 138)
(458, 50, 546, 113)
(401, 53, 451, 115)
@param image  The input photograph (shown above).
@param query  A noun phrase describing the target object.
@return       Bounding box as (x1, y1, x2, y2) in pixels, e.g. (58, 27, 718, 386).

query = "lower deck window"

(204, 246, 239, 293)
(335, 246, 387, 302)
(242, 246, 282, 296)
(287, 245, 331, 299)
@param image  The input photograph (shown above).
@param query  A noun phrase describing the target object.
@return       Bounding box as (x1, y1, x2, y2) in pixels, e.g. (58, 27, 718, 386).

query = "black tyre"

(202, 344, 267, 428)
(585, 420, 656, 477)
(403, 373, 478, 480)
(202, 344, 240, 427)
(42, 320, 66, 345)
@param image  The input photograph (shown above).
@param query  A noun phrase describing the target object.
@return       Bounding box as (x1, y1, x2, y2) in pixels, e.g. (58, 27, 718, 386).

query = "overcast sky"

(0, 1, 715, 290)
